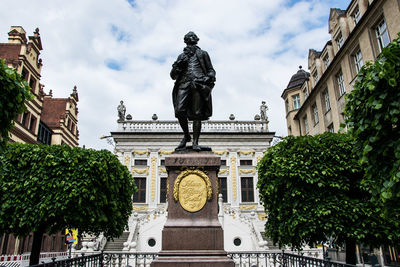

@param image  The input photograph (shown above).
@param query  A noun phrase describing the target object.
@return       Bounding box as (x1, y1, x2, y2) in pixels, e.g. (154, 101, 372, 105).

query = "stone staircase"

(263, 236, 280, 250)
(103, 232, 129, 251)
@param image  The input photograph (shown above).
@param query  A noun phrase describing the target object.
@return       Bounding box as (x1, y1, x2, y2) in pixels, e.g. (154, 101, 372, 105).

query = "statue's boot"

(176, 117, 191, 150)
(192, 141, 200, 151)
(176, 135, 191, 149)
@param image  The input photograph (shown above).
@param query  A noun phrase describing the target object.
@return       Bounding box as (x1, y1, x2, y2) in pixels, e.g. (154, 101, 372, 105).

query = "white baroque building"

(106, 114, 275, 253)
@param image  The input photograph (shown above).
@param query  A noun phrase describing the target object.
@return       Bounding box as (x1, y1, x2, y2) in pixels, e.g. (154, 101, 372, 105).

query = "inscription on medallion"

(178, 174, 207, 212)
(168, 157, 219, 166)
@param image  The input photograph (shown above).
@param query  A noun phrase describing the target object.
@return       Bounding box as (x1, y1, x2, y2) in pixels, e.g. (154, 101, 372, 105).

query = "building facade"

(69, 107, 316, 258)
(70, 109, 322, 258)
(282, 1, 400, 264)
(102, 115, 275, 253)
(0, 26, 79, 256)
(282, 0, 400, 136)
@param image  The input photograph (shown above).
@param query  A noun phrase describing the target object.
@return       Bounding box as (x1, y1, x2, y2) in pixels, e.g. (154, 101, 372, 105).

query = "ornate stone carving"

(158, 167, 167, 175)
(132, 150, 149, 156)
(124, 156, 130, 167)
(239, 168, 255, 175)
(258, 213, 267, 221)
(132, 205, 148, 211)
(166, 178, 169, 199)
(238, 150, 255, 156)
(213, 150, 228, 156)
(240, 204, 257, 210)
(231, 157, 237, 201)
(159, 150, 174, 156)
(218, 169, 229, 175)
(151, 157, 157, 201)
(131, 167, 149, 175)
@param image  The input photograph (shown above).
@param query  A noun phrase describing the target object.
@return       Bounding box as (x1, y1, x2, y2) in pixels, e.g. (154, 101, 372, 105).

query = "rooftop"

(286, 66, 309, 89)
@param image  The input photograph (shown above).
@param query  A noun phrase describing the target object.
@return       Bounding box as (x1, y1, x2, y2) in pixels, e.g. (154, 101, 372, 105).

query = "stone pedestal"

(151, 152, 234, 267)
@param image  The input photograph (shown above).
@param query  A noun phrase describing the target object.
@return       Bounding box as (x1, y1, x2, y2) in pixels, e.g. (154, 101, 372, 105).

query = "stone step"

(103, 232, 130, 251)
(261, 234, 280, 250)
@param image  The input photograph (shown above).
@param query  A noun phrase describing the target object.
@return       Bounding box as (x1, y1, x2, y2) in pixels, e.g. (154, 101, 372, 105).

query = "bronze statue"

(171, 31, 216, 151)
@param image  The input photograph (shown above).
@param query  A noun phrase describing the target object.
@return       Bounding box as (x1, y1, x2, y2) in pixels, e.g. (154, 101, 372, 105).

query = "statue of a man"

(117, 100, 126, 121)
(260, 101, 268, 121)
(171, 31, 216, 151)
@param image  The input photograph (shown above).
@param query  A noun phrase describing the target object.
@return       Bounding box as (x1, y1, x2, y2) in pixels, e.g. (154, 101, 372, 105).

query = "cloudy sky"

(1, 0, 349, 150)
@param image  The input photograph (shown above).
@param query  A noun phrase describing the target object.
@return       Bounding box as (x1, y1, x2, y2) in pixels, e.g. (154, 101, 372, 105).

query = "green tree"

(257, 133, 399, 264)
(0, 143, 136, 265)
(0, 60, 32, 149)
(344, 34, 400, 216)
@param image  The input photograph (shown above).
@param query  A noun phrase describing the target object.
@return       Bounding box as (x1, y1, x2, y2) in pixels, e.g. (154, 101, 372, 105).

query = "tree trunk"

(345, 238, 357, 265)
(29, 227, 44, 266)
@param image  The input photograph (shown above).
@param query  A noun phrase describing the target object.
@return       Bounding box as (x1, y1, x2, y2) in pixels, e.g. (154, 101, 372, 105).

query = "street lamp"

(272, 135, 284, 146)
(99, 135, 114, 147)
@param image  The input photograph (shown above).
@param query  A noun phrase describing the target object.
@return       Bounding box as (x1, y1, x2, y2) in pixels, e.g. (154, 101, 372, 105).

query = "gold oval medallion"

(178, 173, 207, 212)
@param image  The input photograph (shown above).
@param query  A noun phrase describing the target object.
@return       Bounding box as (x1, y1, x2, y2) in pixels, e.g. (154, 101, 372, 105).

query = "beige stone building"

(41, 87, 79, 147)
(282, 0, 400, 136)
(0, 26, 79, 147)
(282, 0, 400, 265)
(0, 26, 79, 255)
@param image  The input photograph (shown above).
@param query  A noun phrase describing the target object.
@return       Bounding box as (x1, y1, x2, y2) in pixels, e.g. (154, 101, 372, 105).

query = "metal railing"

(28, 251, 355, 267)
(102, 252, 157, 267)
(0, 252, 68, 267)
(29, 253, 102, 267)
(228, 252, 356, 267)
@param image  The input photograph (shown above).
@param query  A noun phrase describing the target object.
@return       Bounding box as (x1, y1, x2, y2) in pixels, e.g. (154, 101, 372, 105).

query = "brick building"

(0, 26, 79, 255)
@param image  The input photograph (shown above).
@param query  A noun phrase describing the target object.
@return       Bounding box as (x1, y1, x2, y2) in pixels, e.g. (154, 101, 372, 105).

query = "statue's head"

(184, 31, 199, 45)
(120, 100, 124, 104)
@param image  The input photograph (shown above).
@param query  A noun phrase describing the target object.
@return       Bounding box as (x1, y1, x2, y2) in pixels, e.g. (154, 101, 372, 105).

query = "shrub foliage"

(0, 143, 136, 264)
(257, 133, 399, 252)
(345, 33, 400, 214)
(0, 60, 32, 149)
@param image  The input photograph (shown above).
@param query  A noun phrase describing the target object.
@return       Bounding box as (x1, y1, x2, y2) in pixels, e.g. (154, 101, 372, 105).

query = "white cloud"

(0, 0, 349, 150)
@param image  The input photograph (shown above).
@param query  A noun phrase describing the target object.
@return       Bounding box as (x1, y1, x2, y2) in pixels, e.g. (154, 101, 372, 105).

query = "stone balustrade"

(117, 120, 268, 133)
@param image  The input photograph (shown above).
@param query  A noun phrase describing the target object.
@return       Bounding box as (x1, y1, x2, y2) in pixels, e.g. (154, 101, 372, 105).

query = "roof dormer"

(329, 8, 346, 34)
(308, 49, 321, 69)
(8, 26, 27, 44)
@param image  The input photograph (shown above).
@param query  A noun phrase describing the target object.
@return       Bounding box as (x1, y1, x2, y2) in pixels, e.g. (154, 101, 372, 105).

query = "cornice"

(10, 126, 38, 144)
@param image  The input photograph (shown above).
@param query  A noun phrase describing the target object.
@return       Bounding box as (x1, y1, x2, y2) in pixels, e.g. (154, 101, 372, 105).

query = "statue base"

(150, 152, 234, 267)
(174, 145, 212, 152)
